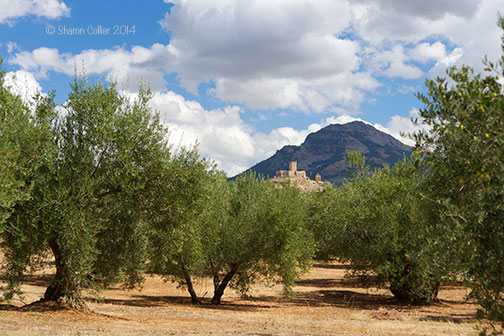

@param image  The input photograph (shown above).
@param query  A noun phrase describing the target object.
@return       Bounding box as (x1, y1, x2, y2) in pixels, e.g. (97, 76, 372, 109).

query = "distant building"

(271, 161, 326, 192)
(276, 161, 307, 179)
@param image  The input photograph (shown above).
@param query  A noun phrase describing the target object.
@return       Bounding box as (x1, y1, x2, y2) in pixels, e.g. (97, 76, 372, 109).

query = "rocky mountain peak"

(236, 121, 411, 185)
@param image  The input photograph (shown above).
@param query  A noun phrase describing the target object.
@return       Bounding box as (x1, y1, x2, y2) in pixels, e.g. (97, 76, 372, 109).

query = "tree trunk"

(210, 262, 219, 294)
(389, 264, 439, 303)
(211, 263, 240, 305)
(181, 265, 200, 304)
(43, 239, 88, 311)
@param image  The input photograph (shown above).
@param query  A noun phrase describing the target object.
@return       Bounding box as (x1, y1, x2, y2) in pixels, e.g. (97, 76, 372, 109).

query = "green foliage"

(0, 69, 170, 308)
(0, 61, 58, 299)
(309, 152, 456, 302)
(1, 61, 314, 307)
(345, 150, 370, 181)
(306, 185, 344, 261)
(413, 16, 504, 329)
(0, 64, 29, 226)
(204, 172, 314, 304)
(147, 146, 216, 303)
(147, 163, 314, 304)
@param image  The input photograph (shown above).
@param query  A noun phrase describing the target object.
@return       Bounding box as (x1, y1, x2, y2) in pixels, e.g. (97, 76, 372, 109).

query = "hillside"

(240, 121, 411, 185)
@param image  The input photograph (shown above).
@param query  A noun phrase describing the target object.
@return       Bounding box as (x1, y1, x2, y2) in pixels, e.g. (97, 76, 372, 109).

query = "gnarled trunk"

(181, 264, 200, 304)
(211, 263, 240, 305)
(43, 239, 88, 311)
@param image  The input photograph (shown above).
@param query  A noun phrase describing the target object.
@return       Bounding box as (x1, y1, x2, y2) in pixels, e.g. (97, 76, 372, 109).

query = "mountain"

(239, 121, 411, 185)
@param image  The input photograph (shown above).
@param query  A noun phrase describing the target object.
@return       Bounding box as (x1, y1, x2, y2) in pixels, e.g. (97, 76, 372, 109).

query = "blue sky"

(1, 0, 502, 175)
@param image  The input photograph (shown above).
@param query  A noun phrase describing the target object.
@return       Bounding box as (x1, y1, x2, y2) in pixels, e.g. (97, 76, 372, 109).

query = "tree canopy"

(413, 16, 504, 329)
(308, 152, 458, 302)
(0, 72, 170, 310)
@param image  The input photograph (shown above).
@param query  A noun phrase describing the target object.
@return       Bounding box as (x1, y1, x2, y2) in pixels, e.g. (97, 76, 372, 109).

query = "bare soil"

(0, 262, 481, 335)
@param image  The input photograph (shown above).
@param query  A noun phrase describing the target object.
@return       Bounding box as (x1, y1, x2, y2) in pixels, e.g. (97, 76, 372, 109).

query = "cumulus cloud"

(373, 108, 431, 146)
(147, 91, 323, 176)
(9, 44, 178, 91)
(374, 45, 423, 79)
(410, 42, 448, 63)
(350, 0, 481, 43)
(0, 0, 70, 25)
(4, 70, 45, 105)
(157, 0, 382, 112)
(353, 0, 500, 71)
(144, 91, 253, 175)
(6, 0, 503, 118)
(356, 0, 479, 20)
(161, 0, 501, 110)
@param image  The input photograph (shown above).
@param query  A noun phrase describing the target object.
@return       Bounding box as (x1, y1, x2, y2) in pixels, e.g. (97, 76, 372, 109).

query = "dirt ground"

(0, 263, 481, 335)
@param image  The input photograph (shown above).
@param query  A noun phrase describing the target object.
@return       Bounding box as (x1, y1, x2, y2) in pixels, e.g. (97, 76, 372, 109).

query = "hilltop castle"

(275, 161, 323, 183)
(272, 161, 326, 192)
(275, 161, 307, 179)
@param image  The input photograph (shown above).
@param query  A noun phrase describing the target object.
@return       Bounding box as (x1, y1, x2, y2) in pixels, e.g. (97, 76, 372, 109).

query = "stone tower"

(275, 161, 306, 179)
(289, 161, 297, 172)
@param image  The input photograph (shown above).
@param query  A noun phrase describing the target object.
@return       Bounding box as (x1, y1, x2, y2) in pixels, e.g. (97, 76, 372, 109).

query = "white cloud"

(146, 91, 255, 175)
(0, 0, 70, 25)
(410, 42, 447, 63)
(4, 70, 45, 105)
(7, 0, 503, 118)
(9, 44, 178, 91)
(350, 0, 481, 43)
(159, 0, 376, 111)
(436, 47, 464, 67)
(149, 91, 325, 176)
(373, 108, 431, 146)
(161, 0, 501, 109)
(353, 0, 501, 71)
(375, 45, 423, 79)
(6, 41, 18, 54)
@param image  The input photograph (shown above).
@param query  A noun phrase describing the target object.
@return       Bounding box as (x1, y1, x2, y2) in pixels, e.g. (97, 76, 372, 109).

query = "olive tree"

(203, 173, 314, 305)
(0, 61, 53, 226)
(147, 146, 216, 304)
(0, 67, 29, 226)
(308, 152, 458, 302)
(413, 16, 504, 328)
(0, 61, 58, 299)
(148, 168, 314, 305)
(1, 73, 169, 310)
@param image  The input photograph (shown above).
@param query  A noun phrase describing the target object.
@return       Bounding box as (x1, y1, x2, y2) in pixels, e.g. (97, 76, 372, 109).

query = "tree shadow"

(0, 273, 53, 288)
(86, 277, 472, 314)
(16, 299, 68, 312)
(19, 274, 53, 287)
(292, 289, 423, 309)
(0, 303, 16, 311)
(90, 295, 266, 312)
(240, 289, 407, 309)
(419, 313, 475, 324)
(89, 295, 189, 307)
(295, 275, 379, 289)
(240, 288, 472, 313)
(312, 263, 350, 270)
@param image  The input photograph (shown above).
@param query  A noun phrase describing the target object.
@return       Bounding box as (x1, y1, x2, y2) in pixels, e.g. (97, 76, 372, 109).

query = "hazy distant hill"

(238, 121, 411, 185)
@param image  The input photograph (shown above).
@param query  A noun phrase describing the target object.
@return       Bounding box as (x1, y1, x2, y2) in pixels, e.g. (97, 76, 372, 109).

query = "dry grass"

(0, 262, 482, 335)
